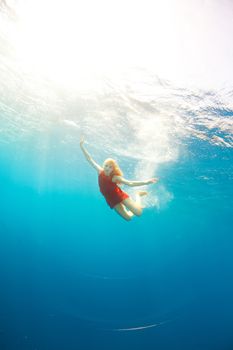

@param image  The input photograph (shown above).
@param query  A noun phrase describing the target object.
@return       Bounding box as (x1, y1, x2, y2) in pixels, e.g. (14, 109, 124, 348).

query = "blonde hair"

(103, 158, 123, 176)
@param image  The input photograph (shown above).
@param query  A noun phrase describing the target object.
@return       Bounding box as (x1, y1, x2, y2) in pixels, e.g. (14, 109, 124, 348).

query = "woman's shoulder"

(112, 175, 122, 183)
(98, 168, 104, 174)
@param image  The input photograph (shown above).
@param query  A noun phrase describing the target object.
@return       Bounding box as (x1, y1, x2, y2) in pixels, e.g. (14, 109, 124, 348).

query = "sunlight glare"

(3, 0, 233, 88)
(12, 0, 181, 87)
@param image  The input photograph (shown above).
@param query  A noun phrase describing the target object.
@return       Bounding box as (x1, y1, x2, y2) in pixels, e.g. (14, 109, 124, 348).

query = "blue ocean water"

(1, 3, 233, 350)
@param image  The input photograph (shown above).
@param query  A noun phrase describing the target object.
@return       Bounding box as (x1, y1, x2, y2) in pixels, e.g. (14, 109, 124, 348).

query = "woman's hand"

(147, 178, 159, 185)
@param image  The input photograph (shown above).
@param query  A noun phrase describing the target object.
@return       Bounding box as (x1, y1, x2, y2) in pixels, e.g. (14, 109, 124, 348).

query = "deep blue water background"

(0, 134, 233, 350)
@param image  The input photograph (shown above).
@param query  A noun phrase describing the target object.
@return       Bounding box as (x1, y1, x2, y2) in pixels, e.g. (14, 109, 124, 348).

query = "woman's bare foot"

(138, 191, 148, 197)
(135, 191, 148, 209)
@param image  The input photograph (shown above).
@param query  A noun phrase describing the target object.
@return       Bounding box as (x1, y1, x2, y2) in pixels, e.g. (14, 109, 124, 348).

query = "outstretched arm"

(80, 138, 103, 173)
(112, 176, 159, 187)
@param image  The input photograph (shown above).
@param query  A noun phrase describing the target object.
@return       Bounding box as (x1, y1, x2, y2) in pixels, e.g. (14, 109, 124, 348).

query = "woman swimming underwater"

(80, 138, 158, 221)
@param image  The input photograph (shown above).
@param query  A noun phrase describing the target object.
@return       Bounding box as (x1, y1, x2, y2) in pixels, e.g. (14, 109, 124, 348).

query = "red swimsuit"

(98, 171, 129, 209)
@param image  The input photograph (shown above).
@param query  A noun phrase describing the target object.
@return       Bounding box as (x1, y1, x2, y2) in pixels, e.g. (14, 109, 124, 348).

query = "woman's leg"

(122, 191, 147, 216)
(114, 203, 134, 221)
